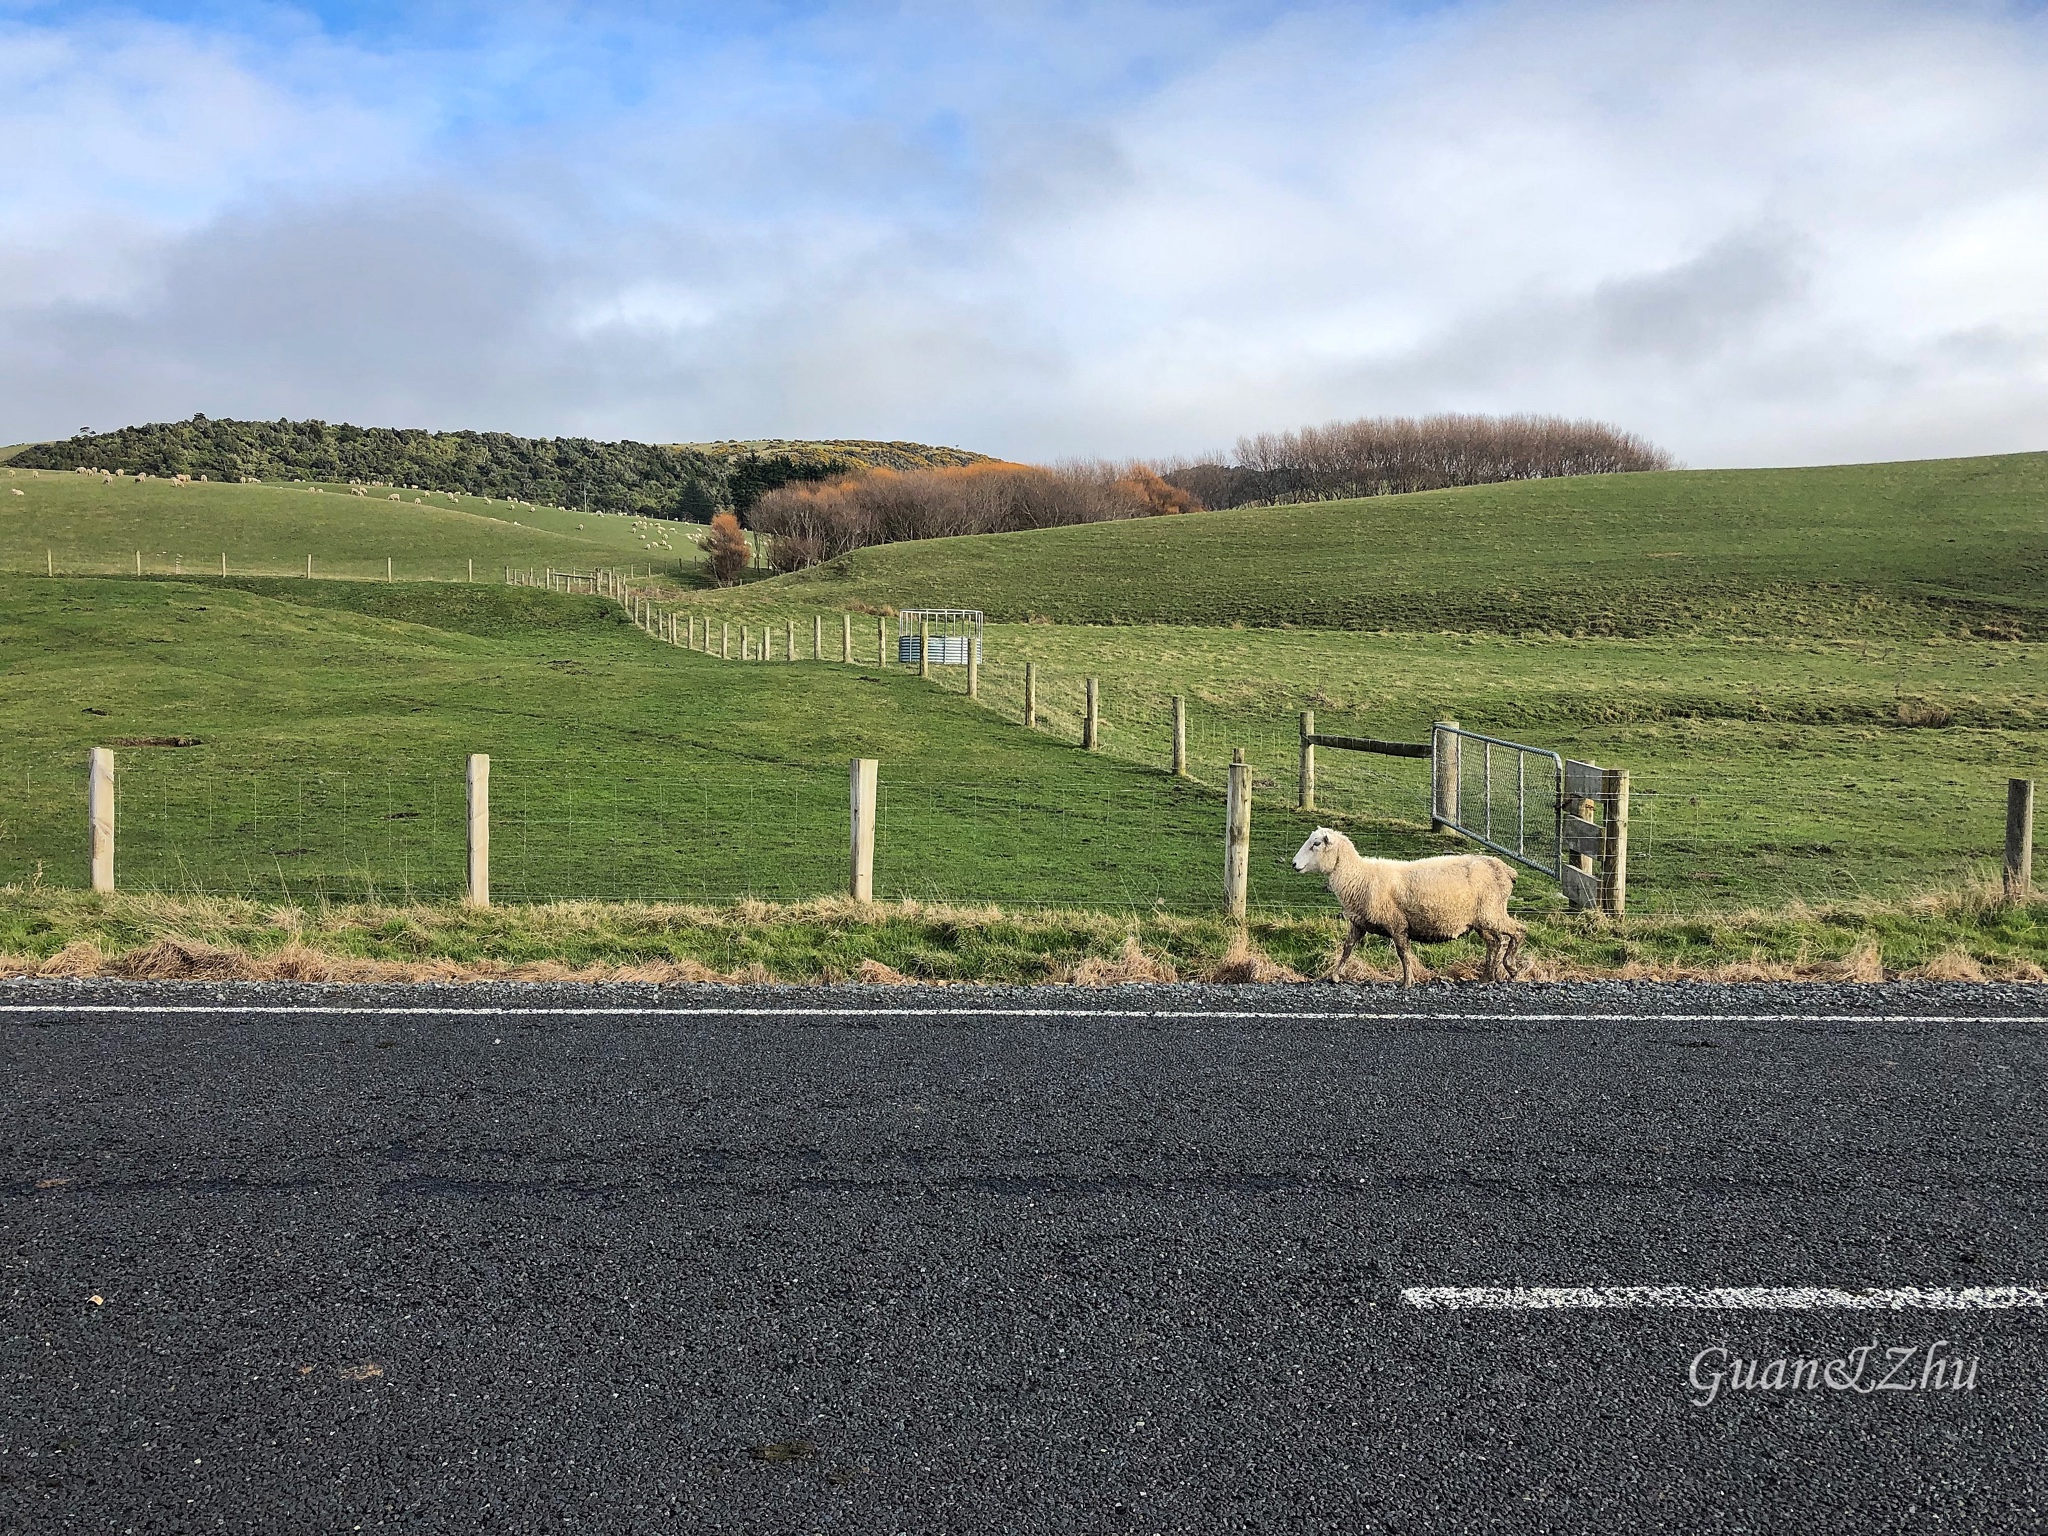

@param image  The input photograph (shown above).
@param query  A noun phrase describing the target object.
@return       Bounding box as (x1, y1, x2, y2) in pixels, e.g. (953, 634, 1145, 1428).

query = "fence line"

(11, 746, 1353, 916)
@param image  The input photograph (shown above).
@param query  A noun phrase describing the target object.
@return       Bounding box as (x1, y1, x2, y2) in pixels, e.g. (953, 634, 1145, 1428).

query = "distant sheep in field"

(1292, 827, 1526, 986)
(9, 487, 22, 496)
(351, 486, 366, 496)
(388, 493, 401, 501)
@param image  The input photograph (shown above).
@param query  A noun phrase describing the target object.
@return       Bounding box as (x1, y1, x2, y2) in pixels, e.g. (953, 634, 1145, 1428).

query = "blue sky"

(2, 0, 2044, 464)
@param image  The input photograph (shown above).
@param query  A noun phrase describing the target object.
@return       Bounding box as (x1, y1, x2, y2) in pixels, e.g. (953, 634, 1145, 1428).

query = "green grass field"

(667, 452, 2048, 912)
(0, 575, 1330, 913)
(2, 451, 2044, 962)
(716, 452, 2048, 636)
(0, 466, 704, 581)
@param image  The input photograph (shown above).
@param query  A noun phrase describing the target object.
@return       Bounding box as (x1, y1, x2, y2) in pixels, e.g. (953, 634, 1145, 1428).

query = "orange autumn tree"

(702, 511, 751, 585)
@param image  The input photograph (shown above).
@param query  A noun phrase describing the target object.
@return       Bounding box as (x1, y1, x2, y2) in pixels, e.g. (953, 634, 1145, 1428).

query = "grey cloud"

(1589, 235, 1807, 364)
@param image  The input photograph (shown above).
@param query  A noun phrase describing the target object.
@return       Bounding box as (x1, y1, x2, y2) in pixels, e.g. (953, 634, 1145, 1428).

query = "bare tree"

(1164, 414, 1672, 507)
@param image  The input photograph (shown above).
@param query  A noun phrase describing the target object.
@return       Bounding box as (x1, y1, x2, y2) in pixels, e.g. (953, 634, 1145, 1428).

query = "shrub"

(702, 512, 752, 586)
(749, 462, 1193, 570)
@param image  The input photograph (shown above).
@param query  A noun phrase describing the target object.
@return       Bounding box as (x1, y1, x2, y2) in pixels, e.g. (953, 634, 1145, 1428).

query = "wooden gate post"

(1598, 767, 1630, 917)
(2009, 779, 2036, 900)
(1299, 710, 1316, 812)
(721, 621, 730, 660)
(788, 617, 797, 662)
(466, 754, 490, 907)
(814, 614, 823, 661)
(877, 615, 887, 667)
(967, 634, 979, 699)
(88, 747, 115, 893)
(1084, 678, 1100, 750)
(1225, 748, 1250, 919)
(1024, 663, 1038, 728)
(1172, 696, 1187, 777)
(843, 612, 853, 663)
(1431, 718, 1460, 831)
(919, 617, 932, 679)
(1561, 759, 1603, 912)
(849, 759, 878, 901)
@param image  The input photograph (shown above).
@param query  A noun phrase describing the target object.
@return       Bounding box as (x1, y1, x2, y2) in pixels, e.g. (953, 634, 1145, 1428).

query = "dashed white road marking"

(0, 1004, 2043, 1023)
(1404, 1286, 2048, 1310)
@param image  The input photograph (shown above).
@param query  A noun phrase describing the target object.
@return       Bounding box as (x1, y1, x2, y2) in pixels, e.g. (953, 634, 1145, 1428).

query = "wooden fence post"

(843, 612, 853, 663)
(850, 758, 878, 901)
(967, 634, 979, 699)
(1598, 767, 1630, 917)
(1431, 718, 1460, 831)
(878, 615, 887, 667)
(1299, 710, 1316, 812)
(815, 614, 823, 660)
(1225, 748, 1250, 919)
(1084, 678, 1100, 750)
(306, 555, 313, 579)
(88, 747, 114, 893)
(1561, 759, 1602, 912)
(135, 551, 141, 576)
(2009, 779, 2036, 901)
(387, 557, 394, 582)
(721, 622, 731, 660)
(222, 554, 228, 578)
(1172, 696, 1187, 777)
(468, 558, 473, 583)
(919, 616, 932, 679)
(788, 617, 797, 661)
(1024, 663, 1038, 728)
(466, 754, 490, 907)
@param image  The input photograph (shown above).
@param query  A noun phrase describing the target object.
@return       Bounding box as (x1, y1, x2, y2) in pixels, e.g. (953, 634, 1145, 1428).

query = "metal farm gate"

(1297, 712, 1629, 914)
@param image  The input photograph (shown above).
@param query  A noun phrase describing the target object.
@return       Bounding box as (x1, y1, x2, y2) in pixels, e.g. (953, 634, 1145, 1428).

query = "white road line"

(1403, 1286, 2048, 1310)
(0, 1005, 2044, 1023)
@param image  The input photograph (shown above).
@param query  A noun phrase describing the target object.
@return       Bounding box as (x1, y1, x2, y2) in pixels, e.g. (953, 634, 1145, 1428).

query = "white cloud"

(1, 0, 2044, 466)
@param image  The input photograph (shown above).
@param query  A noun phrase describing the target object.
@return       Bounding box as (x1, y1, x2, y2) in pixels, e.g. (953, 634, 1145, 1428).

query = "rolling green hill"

(4, 448, 2043, 930)
(0, 468, 696, 580)
(0, 575, 1322, 914)
(729, 453, 2048, 637)
(8, 418, 993, 520)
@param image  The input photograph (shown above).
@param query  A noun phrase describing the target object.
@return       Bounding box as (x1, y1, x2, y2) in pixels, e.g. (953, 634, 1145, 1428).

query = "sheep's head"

(1292, 827, 1350, 875)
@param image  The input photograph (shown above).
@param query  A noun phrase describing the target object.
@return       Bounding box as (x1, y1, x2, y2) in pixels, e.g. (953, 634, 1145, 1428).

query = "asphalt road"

(4, 979, 2047, 1533)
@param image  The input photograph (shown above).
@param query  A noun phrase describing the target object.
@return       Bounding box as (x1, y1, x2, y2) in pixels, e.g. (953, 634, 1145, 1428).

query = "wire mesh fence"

(4, 737, 2025, 917)
(0, 750, 1337, 913)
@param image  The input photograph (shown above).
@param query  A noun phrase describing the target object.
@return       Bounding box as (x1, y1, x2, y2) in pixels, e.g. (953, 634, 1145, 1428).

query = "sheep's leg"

(1389, 931, 1419, 988)
(1499, 927, 1525, 980)
(1331, 919, 1364, 983)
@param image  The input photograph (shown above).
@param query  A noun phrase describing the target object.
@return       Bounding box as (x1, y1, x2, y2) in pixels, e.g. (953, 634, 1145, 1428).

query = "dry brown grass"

(1203, 930, 1305, 984)
(1066, 934, 1179, 986)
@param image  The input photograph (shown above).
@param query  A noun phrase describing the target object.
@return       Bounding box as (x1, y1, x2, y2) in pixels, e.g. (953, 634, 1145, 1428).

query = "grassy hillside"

(0, 468, 697, 580)
(731, 453, 2048, 637)
(6, 449, 2043, 932)
(0, 575, 1326, 912)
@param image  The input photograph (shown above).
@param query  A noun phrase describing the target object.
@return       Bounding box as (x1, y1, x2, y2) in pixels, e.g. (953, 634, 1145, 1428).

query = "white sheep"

(1292, 827, 1526, 986)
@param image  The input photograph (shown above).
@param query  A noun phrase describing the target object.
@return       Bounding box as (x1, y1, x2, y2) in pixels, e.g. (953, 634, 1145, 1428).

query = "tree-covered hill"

(12, 418, 990, 521)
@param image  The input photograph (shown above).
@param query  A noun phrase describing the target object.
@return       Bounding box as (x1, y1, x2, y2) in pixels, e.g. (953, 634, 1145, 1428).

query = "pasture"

(0, 575, 1325, 913)
(1, 450, 2043, 978)
(733, 452, 2048, 636)
(674, 452, 2048, 914)
(0, 467, 690, 580)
